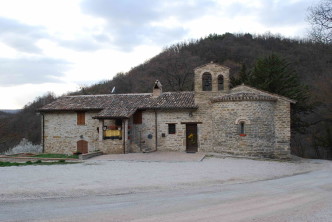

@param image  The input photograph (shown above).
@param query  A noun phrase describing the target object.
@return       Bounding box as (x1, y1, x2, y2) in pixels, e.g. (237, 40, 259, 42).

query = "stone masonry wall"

(44, 112, 124, 154)
(193, 93, 216, 152)
(274, 100, 291, 158)
(44, 112, 100, 154)
(130, 110, 197, 152)
(193, 63, 231, 152)
(156, 110, 196, 152)
(194, 63, 230, 93)
(228, 85, 292, 158)
(130, 110, 156, 152)
(212, 101, 276, 158)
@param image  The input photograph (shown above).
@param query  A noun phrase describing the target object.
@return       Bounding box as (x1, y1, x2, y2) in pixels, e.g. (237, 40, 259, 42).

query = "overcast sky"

(0, 0, 318, 109)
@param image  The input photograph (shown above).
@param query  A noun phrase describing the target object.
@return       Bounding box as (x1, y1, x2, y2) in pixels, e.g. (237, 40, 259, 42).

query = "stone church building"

(39, 62, 295, 158)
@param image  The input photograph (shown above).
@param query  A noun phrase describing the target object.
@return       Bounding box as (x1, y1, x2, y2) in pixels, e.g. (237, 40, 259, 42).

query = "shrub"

(3, 138, 42, 155)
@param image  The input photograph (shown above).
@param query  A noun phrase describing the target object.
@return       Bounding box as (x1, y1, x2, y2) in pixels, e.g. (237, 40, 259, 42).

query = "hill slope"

(74, 33, 331, 96)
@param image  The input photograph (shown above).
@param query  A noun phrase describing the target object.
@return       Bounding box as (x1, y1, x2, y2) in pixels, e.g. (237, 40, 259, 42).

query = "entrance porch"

(96, 118, 130, 154)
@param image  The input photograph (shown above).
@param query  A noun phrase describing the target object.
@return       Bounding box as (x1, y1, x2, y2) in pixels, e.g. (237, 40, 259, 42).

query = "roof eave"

(143, 106, 198, 110)
(193, 62, 230, 71)
(37, 108, 103, 113)
(92, 116, 130, 119)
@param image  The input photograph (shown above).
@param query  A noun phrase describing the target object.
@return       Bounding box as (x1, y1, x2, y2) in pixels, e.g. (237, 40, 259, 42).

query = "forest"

(0, 33, 331, 158)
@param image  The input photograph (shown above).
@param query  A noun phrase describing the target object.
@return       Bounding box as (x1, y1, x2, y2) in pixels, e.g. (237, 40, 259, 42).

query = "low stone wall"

(0, 155, 80, 163)
(79, 151, 103, 160)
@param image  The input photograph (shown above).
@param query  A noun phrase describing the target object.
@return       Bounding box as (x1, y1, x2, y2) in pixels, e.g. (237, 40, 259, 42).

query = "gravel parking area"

(89, 152, 206, 162)
(0, 154, 327, 201)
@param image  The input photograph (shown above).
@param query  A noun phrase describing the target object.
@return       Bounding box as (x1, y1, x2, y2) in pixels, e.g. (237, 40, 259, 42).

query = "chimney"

(152, 80, 162, 98)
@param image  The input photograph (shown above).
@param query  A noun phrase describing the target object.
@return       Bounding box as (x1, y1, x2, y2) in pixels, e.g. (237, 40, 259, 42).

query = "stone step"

(142, 147, 153, 153)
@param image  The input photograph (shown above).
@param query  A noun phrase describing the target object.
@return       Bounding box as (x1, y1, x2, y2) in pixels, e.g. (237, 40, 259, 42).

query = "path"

(1, 166, 331, 221)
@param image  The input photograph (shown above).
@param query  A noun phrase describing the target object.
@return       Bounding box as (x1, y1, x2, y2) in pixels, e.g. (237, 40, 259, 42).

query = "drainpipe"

(155, 109, 158, 151)
(122, 119, 126, 154)
(139, 130, 142, 152)
(123, 118, 130, 154)
(41, 113, 45, 153)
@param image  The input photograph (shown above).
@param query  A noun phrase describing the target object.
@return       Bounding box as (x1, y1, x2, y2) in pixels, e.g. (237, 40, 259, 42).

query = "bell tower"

(194, 62, 230, 93)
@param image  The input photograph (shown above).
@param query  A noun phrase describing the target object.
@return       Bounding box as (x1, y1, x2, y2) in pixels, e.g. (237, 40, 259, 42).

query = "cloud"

(0, 16, 103, 53)
(56, 38, 105, 52)
(225, 0, 312, 28)
(80, 0, 217, 50)
(0, 17, 48, 54)
(0, 57, 70, 86)
(258, 0, 311, 27)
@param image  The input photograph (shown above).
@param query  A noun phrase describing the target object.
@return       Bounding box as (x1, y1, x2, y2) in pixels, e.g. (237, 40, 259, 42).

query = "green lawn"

(33, 153, 79, 159)
(0, 160, 78, 167)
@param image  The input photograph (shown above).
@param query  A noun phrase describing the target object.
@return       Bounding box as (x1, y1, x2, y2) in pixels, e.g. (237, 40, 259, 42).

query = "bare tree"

(307, 0, 332, 43)
(155, 47, 202, 91)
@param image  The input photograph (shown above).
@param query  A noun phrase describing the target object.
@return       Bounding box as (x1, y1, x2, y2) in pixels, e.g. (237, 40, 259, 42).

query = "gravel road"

(0, 156, 331, 222)
(0, 155, 327, 201)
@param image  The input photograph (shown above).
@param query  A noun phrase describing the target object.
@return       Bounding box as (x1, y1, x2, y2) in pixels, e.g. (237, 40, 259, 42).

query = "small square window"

(168, 124, 176, 134)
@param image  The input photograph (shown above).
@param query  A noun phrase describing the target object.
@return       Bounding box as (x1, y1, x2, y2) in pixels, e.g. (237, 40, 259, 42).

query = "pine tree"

(230, 64, 249, 87)
(235, 54, 313, 133)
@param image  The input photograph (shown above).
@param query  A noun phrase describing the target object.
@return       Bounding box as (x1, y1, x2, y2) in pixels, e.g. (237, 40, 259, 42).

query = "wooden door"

(77, 140, 88, 154)
(186, 124, 198, 153)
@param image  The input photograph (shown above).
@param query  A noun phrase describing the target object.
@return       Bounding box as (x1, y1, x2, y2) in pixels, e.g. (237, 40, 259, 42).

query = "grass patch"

(33, 153, 79, 159)
(0, 160, 78, 167)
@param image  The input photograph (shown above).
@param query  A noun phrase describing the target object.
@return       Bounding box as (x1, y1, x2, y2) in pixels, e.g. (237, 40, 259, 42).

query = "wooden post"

(124, 119, 129, 154)
(98, 119, 103, 141)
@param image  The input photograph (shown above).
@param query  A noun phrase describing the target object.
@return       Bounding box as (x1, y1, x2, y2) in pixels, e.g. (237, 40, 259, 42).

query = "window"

(240, 122, 245, 134)
(235, 118, 250, 136)
(168, 124, 176, 134)
(202, 72, 212, 91)
(218, 75, 224, 90)
(103, 119, 123, 140)
(133, 110, 142, 124)
(77, 112, 85, 125)
(239, 121, 247, 136)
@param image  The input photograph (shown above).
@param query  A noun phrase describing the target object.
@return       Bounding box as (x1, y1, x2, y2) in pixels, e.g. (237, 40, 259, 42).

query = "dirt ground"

(0, 152, 327, 201)
(1, 154, 331, 222)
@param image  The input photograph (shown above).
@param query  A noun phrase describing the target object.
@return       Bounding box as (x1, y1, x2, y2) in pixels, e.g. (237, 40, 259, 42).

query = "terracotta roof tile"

(231, 84, 296, 103)
(211, 92, 277, 103)
(39, 92, 197, 118)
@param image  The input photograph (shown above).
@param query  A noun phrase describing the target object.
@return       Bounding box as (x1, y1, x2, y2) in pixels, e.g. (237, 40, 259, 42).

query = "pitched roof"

(211, 92, 277, 103)
(39, 92, 197, 118)
(194, 61, 230, 71)
(230, 84, 296, 103)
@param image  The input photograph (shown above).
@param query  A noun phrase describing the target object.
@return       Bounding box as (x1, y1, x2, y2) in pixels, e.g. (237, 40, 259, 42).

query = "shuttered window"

(77, 112, 85, 125)
(133, 110, 142, 124)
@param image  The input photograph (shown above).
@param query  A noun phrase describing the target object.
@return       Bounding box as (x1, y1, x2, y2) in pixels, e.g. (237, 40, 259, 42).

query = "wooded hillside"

(1, 33, 331, 158)
(75, 33, 331, 95)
